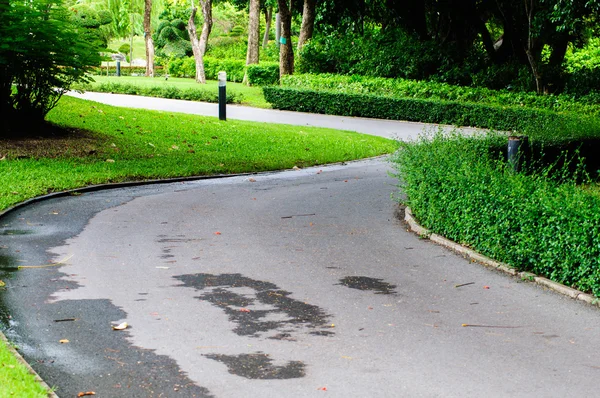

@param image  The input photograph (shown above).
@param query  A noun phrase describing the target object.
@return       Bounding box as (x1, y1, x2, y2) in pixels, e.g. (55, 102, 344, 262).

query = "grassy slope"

(0, 96, 398, 212)
(87, 75, 270, 108)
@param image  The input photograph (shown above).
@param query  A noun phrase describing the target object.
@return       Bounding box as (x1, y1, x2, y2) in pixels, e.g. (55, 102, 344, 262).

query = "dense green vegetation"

(392, 132, 600, 296)
(0, 95, 398, 211)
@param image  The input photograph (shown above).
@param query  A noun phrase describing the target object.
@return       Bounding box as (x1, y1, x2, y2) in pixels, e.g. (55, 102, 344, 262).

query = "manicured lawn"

(0, 95, 399, 212)
(85, 75, 270, 108)
(0, 338, 50, 397)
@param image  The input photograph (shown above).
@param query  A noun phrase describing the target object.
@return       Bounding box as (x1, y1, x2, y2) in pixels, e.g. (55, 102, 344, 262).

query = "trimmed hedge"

(92, 66, 165, 77)
(393, 132, 600, 296)
(73, 81, 243, 104)
(281, 74, 600, 116)
(246, 63, 279, 86)
(263, 86, 600, 143)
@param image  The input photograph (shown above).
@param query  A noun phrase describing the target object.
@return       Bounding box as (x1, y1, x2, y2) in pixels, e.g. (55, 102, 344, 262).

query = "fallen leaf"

(239, 308, 251, 313)
(483, 286, 490, 289)
(106, 159, 115, 163)
(214, 231, 222, 235)
(318, 387, 327, 391)
(0, 280, 5, 287)
(156, 266, 170, 269)
(77, 392, 96, 397)
(330, 323, 335, 328)
(248, 178, 256, 182)
(111, 322, 128, 330)
(293, 166, 300, 170)
(59, 339, 69, 344)
(344, 180, 348, 183)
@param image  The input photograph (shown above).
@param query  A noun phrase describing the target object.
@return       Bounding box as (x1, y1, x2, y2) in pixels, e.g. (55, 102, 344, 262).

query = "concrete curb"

(403, 206, 600, 308)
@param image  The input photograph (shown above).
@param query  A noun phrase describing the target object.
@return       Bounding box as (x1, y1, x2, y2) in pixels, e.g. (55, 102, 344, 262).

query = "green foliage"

(0, 340, 50, 397)
(153, 18, 192, 58)
(0, 0, 102, 135)
(392, 132, 600, 296)
(118, 43, 131, 54)
(263, 86, 600, 143)
(281, 74, 600, 116)
(246, 63, 279, 86)
(166, 56, 247, 82)
(74, 81, 244, 104)
(90, 66, 165, 76)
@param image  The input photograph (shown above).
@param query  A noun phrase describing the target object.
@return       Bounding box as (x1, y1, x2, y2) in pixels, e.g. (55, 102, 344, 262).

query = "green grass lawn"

(0, 338, 50, 397)
(0, 96, 398, 212)
(86, 75, 270, 108)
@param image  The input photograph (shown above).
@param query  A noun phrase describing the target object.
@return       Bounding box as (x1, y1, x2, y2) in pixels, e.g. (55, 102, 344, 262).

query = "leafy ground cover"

(0, 95, 398, 212)
(76, 76, 270, 108)
(392, 132, 600, 296)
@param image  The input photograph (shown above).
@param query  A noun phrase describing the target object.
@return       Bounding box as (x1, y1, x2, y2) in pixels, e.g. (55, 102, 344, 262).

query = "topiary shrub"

(246, 63, 279, 86)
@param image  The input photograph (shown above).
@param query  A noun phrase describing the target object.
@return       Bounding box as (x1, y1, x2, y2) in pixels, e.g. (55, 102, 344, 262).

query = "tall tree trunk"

(243, 0, 260, 84)
(144, 0, 155, 77)
(187, 0, 212, 83)
(262, 6, 272, 48)
(277, 0, 294, 77)
(297, 0, 316, 50)
(524, 0, 542, 94)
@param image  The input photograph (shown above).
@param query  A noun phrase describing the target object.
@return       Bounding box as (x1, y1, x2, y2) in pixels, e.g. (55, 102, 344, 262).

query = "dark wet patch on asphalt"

(337, 276, 397, 295)
(173, 273, 334, 338)
(0, 254, 19, 271)
(0, 229, 33, 236)
(204, 352, 305, 379)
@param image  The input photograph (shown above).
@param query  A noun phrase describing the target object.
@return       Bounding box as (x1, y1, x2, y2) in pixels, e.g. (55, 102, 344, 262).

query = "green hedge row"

(393, 132, 600, 296)
(263, 86, 600, 143)
(73, 81, 243, 104)
(92, 66, 165, 77)
(281, 74, 600, 116)
(165, 57, 279, 85)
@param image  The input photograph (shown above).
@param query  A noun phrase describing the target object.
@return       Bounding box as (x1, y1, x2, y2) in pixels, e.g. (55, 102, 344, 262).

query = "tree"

(0, 0, 101, 135)
(262, 5, 273, 48)
(244, 0, 260, 83)
(187, 0, 212, 83)
(297, 0, 316, 49)
(277, 0, 294, 76)
(144, 0, 155, 76)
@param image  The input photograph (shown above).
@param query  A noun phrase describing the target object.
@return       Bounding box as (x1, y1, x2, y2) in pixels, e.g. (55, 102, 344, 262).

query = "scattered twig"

(455, 282, 475, 288)
(18, 254, 73, 269)
(54, 318, 76, 323)
(462, 324, 520, 329)
(281, 213, 316, 219)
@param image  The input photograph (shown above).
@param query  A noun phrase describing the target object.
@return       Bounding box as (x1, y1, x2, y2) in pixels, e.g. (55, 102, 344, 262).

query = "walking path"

(2, 94, 599, 397)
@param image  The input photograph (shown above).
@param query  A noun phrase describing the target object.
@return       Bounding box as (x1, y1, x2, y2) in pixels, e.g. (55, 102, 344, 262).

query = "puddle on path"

(173, 273, 334, 339)
(204, 352, 305, 380)
(337, 276, 397, 295)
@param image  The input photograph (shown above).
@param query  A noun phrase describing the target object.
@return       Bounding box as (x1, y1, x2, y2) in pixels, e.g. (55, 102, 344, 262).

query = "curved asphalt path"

(2, 95, 600, 397)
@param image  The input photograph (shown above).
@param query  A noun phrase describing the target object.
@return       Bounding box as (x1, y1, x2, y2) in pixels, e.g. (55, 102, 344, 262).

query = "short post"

(116, 61, 121, 77)
(508, 135, 528, 172)
(218, 71, 227, 121)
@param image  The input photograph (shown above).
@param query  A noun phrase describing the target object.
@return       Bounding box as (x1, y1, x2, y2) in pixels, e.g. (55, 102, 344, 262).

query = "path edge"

(402, 206, 600, 308)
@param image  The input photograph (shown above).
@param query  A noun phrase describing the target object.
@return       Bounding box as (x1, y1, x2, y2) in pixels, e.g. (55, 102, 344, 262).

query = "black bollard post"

(218, 71, 226, 121)
(508, 136, 528, 172)
(116, 61, 121, 77)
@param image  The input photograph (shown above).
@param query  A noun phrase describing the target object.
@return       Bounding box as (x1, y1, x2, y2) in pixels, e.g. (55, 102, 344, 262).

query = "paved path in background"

(67, 91, 481, 140)
(2, 95, 600, 397)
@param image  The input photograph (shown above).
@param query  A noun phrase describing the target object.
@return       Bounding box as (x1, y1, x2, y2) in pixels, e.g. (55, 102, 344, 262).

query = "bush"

(0, 0, 102, 135)
(280, 73, 600, 116)
(392, 132, 600, 296)
(165, 56, 247, 81)
(91, 66, 165, 77)
(74, 81, 243, 104)
(246, 62, 279, 86)
(263, 86, 600, 143)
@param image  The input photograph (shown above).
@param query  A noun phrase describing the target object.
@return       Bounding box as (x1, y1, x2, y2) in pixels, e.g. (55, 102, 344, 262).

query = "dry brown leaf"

(111, 322, 128, 330)
(77, 392, 96, 397)
(59, 339, 69, 344)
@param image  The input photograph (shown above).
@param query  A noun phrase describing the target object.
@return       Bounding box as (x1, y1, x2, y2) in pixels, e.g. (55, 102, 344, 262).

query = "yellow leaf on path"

(0, 280, 5, 287)
(59, 339, 69, 344)
(112, 322, 128, 330)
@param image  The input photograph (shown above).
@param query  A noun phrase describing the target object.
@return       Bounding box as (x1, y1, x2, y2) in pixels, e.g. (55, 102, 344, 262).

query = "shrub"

(74, 81, 243, 104)
(392, 132, 600, 296)
(0, 0, 102, 135)
(262, 86, 600, 143)
(246, 63, 279, 86)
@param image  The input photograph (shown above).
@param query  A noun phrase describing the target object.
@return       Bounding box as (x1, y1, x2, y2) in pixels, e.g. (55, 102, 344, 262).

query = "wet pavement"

(3, 159, 600, 397)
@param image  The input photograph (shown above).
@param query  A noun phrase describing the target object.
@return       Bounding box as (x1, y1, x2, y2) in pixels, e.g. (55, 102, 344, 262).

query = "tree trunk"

(187, 0, 212, 83)
(524, 0, 542, 94)
(277, 0, 294, 77)
(297, 0, 316, 50)
(144, 0, 155, 77)
(243, 0, 260, 84)
(262, 7, 272, 48)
